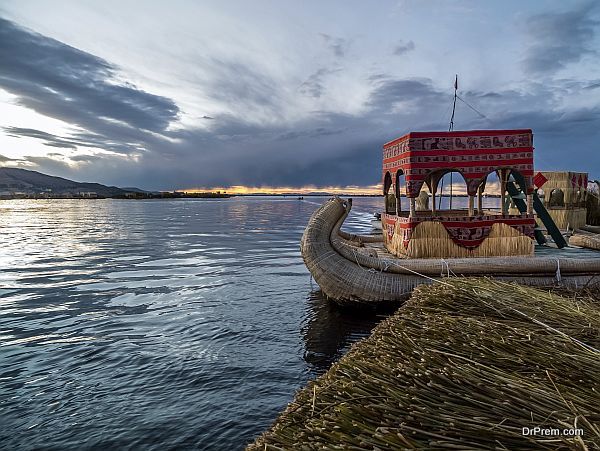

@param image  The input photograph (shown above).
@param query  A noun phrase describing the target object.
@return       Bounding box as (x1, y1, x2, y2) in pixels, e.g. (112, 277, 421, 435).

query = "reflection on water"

(0, 196, 392, 450)
(302, 291, 391, 374)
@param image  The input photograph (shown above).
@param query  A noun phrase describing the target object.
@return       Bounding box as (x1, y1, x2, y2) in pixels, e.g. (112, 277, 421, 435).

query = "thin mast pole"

(449, 75, 457, 211)
(449, 75, 457, 132)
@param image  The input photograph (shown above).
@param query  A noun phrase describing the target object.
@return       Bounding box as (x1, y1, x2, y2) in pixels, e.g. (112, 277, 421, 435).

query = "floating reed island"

(248, 278, 600, 450)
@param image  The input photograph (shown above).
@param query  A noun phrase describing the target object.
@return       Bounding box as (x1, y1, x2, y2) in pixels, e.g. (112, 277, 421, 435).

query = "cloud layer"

(0, 17, 178, 156)
(523, 2, 599, 75)
(1, 1, 600, 190)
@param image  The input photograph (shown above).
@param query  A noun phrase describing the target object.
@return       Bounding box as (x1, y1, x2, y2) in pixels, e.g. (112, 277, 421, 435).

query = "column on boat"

(428, 174, 437, 216)
(477, 183, 484, 215)
(468, 194, 475, 216)
(395, 172, 402, 216)
(499, 169, 509, 215)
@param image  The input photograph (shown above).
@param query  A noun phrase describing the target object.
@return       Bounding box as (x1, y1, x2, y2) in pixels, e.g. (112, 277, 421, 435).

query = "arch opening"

(383, 172, 396, 215)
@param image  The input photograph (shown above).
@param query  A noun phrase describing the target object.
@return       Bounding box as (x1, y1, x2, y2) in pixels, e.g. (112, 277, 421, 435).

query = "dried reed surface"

(541, 171, 587, 206)
(387, 221, 534, 258)
(248, 279, 600, 450)
(547, 208, 587, 231)
(571, 230, 600, 251)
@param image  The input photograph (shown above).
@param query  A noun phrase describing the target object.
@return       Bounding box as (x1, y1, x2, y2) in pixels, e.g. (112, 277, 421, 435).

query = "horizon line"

(176, 185, 383, 195)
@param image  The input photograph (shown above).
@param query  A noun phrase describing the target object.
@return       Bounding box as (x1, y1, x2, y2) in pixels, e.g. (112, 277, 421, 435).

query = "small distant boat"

(298, 196, 304, 200)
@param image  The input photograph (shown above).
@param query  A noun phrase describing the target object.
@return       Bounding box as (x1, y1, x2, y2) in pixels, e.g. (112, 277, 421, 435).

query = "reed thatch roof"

(248, 278, 600, 450)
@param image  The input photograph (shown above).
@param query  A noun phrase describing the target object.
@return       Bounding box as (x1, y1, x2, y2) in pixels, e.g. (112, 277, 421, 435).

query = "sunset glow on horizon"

(179, 180, 504, 196)
(179, 184, 383, 195)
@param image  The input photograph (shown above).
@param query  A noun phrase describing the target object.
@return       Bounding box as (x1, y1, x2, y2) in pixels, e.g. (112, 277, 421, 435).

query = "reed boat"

(301, 128, 600, 306)
(301, 197, 600, 306)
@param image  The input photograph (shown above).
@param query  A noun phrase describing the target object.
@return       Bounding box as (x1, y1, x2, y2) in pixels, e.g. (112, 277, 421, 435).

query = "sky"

(0, 0, 599, 192)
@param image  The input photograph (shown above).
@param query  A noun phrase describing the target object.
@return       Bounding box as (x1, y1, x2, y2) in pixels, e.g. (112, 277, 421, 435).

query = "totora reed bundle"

(571, 230, 600, 251)
(248, 279, 600, 450)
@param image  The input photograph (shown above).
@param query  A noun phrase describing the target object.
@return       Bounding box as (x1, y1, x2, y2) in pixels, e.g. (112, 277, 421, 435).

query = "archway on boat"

(548, 188, 565, 208)
(471, 167, 543, 215)
(465, 170, 508, 215)
(425, 169, 469, 214)
(504, 168, 535, 215)
(383, 172, 396, 215)
(394, 170, 406, 215)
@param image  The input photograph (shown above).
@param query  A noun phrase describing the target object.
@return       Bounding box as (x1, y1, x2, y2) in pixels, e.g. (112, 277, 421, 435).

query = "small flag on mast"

(454, 75, 458, 90)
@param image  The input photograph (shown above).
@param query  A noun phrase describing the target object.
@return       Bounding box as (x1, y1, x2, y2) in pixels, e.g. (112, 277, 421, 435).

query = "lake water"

(0, 196, 395, 450)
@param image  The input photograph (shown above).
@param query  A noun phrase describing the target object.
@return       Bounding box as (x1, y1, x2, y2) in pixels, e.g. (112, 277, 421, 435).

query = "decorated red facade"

(383, 129, 535, 197)
(381, 129, 536, 258)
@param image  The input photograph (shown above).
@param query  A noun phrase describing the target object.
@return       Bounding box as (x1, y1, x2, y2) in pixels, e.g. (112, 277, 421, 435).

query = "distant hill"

(0, 167, 140, 197)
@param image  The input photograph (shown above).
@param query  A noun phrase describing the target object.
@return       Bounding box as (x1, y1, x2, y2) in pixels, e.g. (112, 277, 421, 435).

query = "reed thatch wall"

(248, 279, 600, 450)
(546, 208, 587, 231)
(386, 221, 534, 258)
(540, 171, 587, 207)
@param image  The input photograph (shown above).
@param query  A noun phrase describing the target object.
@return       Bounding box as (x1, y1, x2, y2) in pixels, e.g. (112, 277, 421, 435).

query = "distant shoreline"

(0, 192, 233, 200)
(0, 193, 503, 200)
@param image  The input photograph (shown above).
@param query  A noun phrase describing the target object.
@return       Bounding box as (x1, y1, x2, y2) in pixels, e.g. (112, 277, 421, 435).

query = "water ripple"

(0, 196, 385, 450)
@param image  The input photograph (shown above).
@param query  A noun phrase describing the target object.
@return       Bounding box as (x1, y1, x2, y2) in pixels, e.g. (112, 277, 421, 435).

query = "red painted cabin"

(381, 129, 536, 258)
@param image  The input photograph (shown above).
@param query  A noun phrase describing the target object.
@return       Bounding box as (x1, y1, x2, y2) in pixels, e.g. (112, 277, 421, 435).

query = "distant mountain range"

(0, 167, 142, 197)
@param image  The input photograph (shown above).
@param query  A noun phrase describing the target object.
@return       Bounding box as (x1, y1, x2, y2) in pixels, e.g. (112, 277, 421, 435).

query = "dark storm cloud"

(203, 58, 284, 117)
(392, 40, 415, 56)
(277, 125, 346, 141)
(3, 126, 145, 155)
(299, 68, 340, 98)
(0, 17, 179, 152)
(21, 156, 72, 173)
(69, 154, 104, 163)
(4, 127, 78, 149)
(522, 2, 599, 75)
(447, 85, 600, 172)
(460, 84, 600, 130)
(584, 81, 600, 90)
(20, 75, 454, 189)
(3, 15, 600, 190)
(367, 77, 447, 113)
